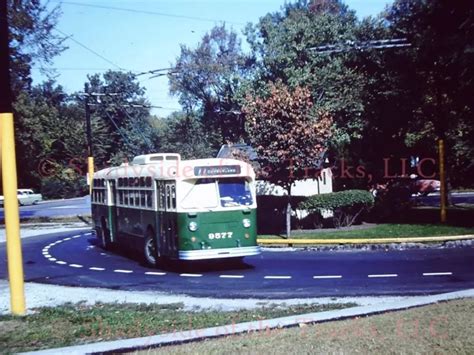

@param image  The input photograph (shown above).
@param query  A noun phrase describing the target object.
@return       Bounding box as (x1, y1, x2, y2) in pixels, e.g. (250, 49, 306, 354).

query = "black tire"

(144, 229, 158, 267)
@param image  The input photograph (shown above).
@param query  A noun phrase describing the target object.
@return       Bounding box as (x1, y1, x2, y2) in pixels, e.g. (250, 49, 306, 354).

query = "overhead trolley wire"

(54, 28, 125, 70)
(60, 1, 246, 26)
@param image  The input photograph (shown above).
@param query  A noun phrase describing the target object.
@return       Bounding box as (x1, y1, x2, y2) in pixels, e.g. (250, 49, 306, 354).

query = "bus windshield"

(180, 178, 253, 209)
(218, 178, 253, 207)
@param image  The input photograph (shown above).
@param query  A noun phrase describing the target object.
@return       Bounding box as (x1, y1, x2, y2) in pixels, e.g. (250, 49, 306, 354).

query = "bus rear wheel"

(144, 230, 158, 267)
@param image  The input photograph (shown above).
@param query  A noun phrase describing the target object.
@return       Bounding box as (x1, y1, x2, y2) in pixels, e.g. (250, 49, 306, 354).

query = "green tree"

(244, 0, 366, 156)
(243, 81, 332, 237)
(169, 24, 252, 144)
(83, 71, 158, 166)
(386, 0, 474, 188)
(8, 0, 66, 94)
(159, 112, 216, 159)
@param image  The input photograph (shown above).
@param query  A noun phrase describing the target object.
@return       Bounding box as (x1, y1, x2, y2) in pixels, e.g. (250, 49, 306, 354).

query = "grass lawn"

(0, 302, 355, 353)
(258, 223, 474, 240)
(147, 298, 474, 354)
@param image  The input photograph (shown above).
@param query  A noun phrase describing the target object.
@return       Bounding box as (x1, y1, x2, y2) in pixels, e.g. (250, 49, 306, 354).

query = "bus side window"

(124, 190, 129, 205)
(171, 185, 176, 209)
(147, 191, 152, 208)
(119, 191, 123, 205)
(166, 185, 171, 209)
(135, 191, 140, 206)
(140, 191, 145, 206)
(158, 183, 165, 210)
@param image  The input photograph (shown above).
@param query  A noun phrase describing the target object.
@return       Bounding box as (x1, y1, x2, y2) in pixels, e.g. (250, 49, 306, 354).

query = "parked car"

(0, 189, 43, 207)
(412, 179, 441, 196)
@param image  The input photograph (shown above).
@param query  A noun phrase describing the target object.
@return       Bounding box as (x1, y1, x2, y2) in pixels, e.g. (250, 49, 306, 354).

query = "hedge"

(299, 189, 374, 228)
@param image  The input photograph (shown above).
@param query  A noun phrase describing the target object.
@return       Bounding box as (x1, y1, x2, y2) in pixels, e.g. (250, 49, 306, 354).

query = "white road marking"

(264, 275, 292, 280)
(72, 235, 82, 239)
(48, 257, 57, 261)
(114, 269, 133, 273)
(63, 237, 71, 241)
(55, 261, 67, 265)
(423, 272, 452, 276)
(51, 205, 85, 209)
(145, 272, 167, 276)
(89, 267, 105, 271)
(368, 274, 398, 278)
(180, 273, 203, 277)
(313, 275, 342, 279)
(219, 275, 244, 279)
(69, 264, 83, 268)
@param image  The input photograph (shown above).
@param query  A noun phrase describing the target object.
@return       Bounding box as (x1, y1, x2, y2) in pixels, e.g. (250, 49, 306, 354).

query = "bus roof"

(93, 157, 255, 181)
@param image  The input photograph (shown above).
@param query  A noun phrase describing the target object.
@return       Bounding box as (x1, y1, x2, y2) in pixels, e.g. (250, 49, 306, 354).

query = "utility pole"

(84, 83, 94, 194)
(0, 0, 26, 315)
(438, 139, 447, 223)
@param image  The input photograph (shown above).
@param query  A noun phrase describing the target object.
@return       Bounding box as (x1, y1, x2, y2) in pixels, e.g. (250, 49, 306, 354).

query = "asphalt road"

(0, 196, 91, 219)
(1, 230, 473, 299)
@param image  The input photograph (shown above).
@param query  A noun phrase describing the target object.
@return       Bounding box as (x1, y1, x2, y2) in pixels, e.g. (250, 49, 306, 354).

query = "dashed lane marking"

(41, 233, 460, 283)
(368, 274, 398, 278)
(219, 275, 245, 279)
(423, 272, 452, 276)
(114, 269, 133, 274)
(264, 275, 292, 280)
(313, 275, 342, 279)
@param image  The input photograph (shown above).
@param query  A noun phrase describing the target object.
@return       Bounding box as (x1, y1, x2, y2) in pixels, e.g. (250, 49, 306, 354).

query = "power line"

(60, 1, 246, 26)
(54, 28, 125, 70)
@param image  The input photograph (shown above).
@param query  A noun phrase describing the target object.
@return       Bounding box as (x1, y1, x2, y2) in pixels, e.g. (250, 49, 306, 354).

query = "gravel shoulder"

(0, 280, 411, 315)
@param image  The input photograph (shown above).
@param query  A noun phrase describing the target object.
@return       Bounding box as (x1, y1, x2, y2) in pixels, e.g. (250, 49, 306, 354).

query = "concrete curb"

(22, 288, 474, 355)
(257, 234, 474, 245)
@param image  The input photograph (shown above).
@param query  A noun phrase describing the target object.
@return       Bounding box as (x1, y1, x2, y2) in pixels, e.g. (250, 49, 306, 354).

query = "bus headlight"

(188, 221, 198, 232)
(242, 218, 251, 228)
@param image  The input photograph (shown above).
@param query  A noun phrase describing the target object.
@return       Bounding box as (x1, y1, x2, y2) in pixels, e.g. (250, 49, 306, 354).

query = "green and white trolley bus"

(91, 153, 260, 265)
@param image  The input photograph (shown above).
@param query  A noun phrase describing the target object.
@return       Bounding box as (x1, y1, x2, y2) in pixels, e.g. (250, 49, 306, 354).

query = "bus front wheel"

(144, 230, 158, 267)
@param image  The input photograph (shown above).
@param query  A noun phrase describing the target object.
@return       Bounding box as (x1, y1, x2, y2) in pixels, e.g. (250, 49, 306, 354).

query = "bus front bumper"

(178, 246, 261, 260)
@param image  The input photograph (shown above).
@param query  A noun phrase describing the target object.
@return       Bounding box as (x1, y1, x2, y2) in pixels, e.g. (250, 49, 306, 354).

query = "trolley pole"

(0, 0, 26, 315)
(84, 83, 94, 194)
(438, 139, 447, 223)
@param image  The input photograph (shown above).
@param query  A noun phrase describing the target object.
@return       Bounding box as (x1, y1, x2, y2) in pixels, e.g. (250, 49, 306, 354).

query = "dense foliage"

(6, 0, 474, 200)
(300, 189, 374, 227)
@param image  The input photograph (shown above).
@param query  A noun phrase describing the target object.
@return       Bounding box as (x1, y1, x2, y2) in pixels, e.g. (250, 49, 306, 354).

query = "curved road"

(1, 230, 473, 298)
(0, 196, 91, 220)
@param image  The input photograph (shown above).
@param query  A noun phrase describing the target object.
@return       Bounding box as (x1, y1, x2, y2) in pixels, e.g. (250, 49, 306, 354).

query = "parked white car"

(0, 189, 43, 206)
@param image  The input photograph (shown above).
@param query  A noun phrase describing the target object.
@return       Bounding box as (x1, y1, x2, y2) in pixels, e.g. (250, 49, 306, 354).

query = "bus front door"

(106, 179, 117, 242)
(157, 181, 177, 258)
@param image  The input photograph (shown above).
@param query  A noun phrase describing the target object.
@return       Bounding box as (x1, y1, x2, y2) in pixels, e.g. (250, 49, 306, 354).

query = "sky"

(32, 0, 392, 117)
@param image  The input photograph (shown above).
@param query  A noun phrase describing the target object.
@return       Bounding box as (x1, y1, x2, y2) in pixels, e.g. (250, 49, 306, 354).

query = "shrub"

(41, 176, 88, 199)
(300, 190, 374, 228)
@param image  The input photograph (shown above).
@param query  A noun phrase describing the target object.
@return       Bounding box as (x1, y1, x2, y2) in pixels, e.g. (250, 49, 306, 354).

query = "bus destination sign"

(194, 165, 241, 176)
